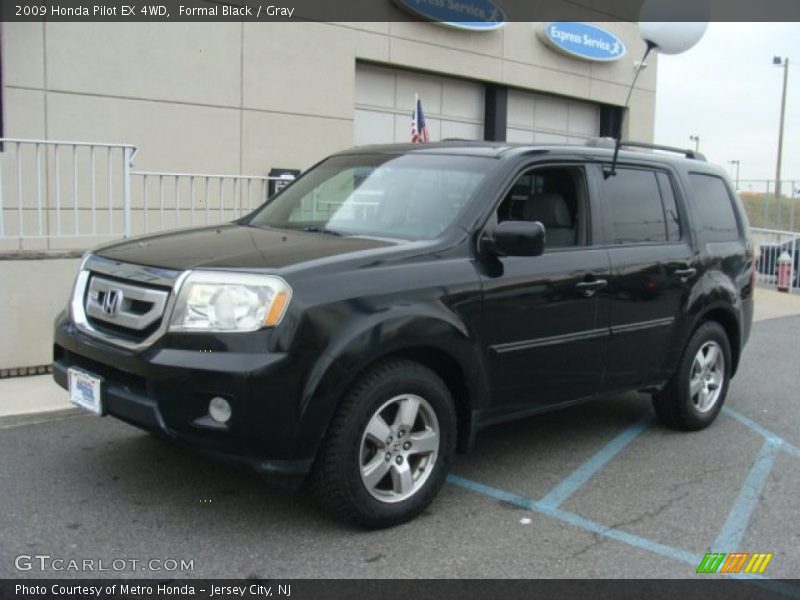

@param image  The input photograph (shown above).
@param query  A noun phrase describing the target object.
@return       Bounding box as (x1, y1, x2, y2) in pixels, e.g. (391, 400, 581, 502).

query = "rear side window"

(599, 168, 680, 244)
(688, 174, 740, 242)
(656, 172, 682, 241)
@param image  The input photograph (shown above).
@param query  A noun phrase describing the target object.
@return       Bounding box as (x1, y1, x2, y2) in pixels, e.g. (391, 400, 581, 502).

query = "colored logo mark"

(696, 552, 773, 574)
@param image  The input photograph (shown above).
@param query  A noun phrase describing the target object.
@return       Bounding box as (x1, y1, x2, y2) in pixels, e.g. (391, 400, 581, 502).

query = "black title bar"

(3, 0, 800, 22)
(2, 579, 800, 600)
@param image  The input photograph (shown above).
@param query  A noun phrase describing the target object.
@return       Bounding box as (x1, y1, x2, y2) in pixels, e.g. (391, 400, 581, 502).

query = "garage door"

(354, 64, 485, 145)
(506, 89, 600, 144)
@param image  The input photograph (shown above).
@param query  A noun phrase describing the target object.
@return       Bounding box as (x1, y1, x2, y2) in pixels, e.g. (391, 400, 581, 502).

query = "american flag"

(411, 95, 429, 143)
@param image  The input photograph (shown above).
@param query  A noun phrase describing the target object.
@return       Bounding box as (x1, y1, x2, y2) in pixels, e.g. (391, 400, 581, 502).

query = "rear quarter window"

(687, 173, 740, 242)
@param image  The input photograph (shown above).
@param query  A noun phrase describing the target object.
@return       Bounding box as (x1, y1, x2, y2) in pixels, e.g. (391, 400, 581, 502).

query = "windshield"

(246, 153, 496, 240)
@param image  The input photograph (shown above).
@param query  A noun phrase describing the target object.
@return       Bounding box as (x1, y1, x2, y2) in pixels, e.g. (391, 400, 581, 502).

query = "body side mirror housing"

(485, 221, 545, 257)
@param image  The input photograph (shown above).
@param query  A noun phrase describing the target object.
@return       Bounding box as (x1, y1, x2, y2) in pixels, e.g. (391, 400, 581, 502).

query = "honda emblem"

(102, 289, 123, 317)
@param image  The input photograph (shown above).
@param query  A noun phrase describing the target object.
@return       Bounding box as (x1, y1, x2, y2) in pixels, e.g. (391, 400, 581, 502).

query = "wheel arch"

(693, 305, 742, 376)
(378, 345, 476, 453)
(296, 315, 488, 462)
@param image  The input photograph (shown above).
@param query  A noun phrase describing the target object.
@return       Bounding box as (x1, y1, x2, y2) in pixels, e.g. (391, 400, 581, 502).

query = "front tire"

(652, 321, 732, 431)
(311, 359, 456, 528)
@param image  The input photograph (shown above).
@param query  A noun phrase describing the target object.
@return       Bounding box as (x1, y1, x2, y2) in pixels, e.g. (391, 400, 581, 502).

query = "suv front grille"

(84, 274, 169, 341)
(72, 254, 185, 349)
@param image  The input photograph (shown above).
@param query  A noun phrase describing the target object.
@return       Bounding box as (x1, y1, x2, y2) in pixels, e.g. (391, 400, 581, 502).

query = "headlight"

(169, 271, 292, 332)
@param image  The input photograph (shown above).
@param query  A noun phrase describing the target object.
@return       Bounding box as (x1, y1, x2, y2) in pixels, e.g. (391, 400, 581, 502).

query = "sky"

(654, 22, 800, 186)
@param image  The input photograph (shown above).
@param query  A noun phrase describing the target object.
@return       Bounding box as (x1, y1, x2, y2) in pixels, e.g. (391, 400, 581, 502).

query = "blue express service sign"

(393, 0, 506, 31)
(539, 22, 626, 62)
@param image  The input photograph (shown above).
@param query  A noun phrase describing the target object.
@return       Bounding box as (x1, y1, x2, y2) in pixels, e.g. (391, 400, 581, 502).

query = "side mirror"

(486, 221, 545, 257)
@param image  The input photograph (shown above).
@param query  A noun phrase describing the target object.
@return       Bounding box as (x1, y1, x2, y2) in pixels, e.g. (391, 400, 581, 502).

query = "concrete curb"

(0, 407, 82, 429)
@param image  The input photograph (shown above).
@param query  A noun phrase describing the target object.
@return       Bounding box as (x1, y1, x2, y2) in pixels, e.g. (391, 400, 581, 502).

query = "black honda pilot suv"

(54, 140, 754, 528)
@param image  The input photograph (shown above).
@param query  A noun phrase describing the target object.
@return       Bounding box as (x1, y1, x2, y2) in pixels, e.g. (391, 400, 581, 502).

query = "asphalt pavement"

(1, 314, 799, 580)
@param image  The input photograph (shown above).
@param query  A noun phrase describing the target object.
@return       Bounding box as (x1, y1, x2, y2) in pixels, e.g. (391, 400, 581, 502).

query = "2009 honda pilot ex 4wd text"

(54, 140, 755, 528)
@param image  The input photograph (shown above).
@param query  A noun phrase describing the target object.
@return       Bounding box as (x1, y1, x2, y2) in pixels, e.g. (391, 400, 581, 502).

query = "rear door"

(590, 164, 696, 392)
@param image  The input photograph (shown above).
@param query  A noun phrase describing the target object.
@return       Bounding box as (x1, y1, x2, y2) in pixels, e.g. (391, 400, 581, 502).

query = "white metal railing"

(0, 138, 288, 251)
(0, 138, 135, 249)
(752, 226, 799, 293)
(130, 170, 273, 235)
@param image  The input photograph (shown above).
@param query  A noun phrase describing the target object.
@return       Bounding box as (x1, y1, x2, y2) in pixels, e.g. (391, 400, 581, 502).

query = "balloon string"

(608, 41, 656, 178)
(623, 41, 655, 110)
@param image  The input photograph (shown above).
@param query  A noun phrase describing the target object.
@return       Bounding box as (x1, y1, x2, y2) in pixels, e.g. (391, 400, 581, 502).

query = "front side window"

(600, 168, 681, 245)
(497, 166, 588, 250)
(246, 154, 495, 241)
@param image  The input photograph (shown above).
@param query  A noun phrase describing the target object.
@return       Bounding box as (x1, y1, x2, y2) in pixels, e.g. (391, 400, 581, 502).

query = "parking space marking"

(538, 414, 652, 509)
(447, 473, 800, 599)
(713, 438, 782, 551)
(725, 407, 800, 459)
(783, 443, 800, 460)
(449, 473, 704, 565)
(447, 408, 800, 594)
(725, 407, 784, 444)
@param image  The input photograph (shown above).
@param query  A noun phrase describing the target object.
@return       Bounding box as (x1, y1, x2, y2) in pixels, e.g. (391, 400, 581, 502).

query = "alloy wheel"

(359, 394, 440, 503)
(689, 340, 725, 413)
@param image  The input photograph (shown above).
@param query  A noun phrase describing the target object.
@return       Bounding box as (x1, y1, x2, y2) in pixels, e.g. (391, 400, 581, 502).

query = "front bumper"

(53, 312, 316, 482)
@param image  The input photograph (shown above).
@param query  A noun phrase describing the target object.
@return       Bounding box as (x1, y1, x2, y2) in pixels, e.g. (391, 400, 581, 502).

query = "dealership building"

(2, 18, 656, 175)
(0, 16, 657, 371)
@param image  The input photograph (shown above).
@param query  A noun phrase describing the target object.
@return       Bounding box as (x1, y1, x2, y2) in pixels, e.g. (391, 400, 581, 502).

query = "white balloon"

(638, 21, 708, 55)
(638, 0, 709, 55)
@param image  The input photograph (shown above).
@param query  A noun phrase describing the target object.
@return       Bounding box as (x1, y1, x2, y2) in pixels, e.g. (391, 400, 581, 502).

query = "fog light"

(208, 396, 232, 423)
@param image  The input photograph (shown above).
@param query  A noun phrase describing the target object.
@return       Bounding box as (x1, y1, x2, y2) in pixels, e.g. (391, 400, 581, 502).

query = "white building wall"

(2, 20, 657, 175)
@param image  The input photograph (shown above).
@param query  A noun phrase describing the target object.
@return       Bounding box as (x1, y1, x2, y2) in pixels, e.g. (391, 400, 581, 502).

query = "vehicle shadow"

(56, 391, 654, 530)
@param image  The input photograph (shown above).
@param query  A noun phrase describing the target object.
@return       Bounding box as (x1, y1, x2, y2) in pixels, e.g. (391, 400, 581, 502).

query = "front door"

(478, 164, 611, 418)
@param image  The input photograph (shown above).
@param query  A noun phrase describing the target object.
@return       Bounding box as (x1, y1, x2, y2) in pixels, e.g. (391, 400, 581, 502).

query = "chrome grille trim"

(71, 254, 190, 350)
(85, 276, 168, 331)
(84, 254, 183, 288)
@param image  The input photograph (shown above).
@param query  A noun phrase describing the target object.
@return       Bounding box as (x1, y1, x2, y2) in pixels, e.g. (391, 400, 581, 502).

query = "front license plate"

(68, 368, 104, 416)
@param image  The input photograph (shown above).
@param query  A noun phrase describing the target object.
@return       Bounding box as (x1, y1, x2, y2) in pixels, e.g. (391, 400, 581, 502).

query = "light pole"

(689, 135, 700, 152)
(729, 160, 740, 190)
(773, 56, 789, 203)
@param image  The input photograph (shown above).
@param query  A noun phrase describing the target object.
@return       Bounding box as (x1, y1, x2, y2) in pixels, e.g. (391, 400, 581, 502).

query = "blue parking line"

(713, 438, 782, 551)
(448, 473, 701, 565)
(783, 443, 800, 461)
(724, 407, 783, 444)
(446, 407, 800, 597)
(537, 414, 652, 509)
(724, 407, 800, 459)
(448, 473, 800, 599)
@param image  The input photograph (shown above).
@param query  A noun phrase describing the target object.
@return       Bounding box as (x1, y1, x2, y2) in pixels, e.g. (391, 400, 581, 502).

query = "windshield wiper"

(300, 226, 345, 236)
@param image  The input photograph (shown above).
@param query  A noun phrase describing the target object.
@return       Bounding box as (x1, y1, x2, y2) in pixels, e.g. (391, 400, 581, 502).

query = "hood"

(95, 224, 397, 271)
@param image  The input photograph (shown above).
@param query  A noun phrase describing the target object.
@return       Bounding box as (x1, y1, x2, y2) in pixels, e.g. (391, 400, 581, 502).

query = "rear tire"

(652, 321, 731, 431)
(310, 359, 456, 528)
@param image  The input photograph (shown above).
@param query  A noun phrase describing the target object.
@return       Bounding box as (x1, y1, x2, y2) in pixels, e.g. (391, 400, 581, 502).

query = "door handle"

(674, 268, 697, 280)
(575, 279, 608, 297)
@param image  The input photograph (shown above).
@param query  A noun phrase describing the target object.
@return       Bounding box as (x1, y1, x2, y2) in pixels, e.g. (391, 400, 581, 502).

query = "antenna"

(605, 40, 656, 179)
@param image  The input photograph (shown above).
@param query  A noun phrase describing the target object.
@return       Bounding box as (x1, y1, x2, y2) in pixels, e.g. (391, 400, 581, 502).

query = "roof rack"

(585, 138, 706, 161)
